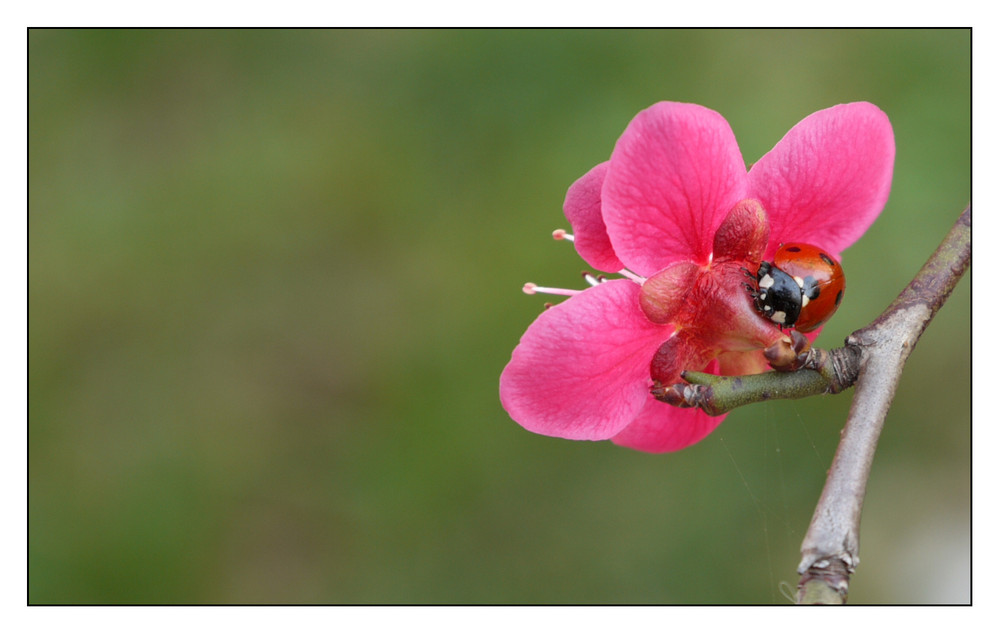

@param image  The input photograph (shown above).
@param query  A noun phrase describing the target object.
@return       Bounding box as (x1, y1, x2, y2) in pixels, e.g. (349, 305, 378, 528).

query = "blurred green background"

(29, 29, 970, 604)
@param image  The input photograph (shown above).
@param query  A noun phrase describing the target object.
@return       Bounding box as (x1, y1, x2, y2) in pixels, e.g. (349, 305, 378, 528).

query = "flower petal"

(563, 162, 624, 273)
(500, 279, 669, 440)
(612, 388, 726, 453)
(748, 102, 895, 256)
(614, 338, 726, 453)
(602, 102, 749, 276)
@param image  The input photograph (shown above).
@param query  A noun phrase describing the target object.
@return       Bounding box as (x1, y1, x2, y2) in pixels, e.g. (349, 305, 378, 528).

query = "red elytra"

(767, 243, 845, 332)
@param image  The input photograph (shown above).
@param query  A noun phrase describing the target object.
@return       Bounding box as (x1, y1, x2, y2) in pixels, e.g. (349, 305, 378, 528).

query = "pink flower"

(500, 102, 894, 453)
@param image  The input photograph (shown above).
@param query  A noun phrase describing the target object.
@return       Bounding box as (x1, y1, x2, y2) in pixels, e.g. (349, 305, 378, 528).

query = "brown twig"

(795, 204, 970, 603)
(658, 205, 970, 602)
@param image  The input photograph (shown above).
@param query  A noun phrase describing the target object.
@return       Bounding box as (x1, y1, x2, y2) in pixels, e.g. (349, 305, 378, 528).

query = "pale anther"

(522, 282, 580, 297)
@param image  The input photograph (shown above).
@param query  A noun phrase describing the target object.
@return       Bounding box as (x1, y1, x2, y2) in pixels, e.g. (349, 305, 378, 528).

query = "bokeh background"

(29, 29, 970, 604)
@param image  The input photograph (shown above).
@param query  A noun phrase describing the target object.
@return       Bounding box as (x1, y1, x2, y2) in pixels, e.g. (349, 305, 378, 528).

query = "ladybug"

(747, 243, 846, 333)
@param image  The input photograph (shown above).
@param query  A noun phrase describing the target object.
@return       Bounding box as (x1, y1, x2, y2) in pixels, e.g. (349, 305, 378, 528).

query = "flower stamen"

(582, 272, 605, 287)
(526, 227, 650, 299)
(522, 282, 581, 297)
(618, 268, 646, 284)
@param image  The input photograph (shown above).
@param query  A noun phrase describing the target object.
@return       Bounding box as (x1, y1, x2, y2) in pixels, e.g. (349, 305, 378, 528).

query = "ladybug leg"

(742, 268, 758, 297)
(742, 266, 761, 298)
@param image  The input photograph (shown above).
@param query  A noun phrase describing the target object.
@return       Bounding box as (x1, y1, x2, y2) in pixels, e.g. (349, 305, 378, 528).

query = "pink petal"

(613, 345, 727, 453)
(500, 279, 669, 440)
(563, 162, 624, 273)
(612, 381, 726, 453)
(602, 102, 749, 276)
(748, 102, 895, 256)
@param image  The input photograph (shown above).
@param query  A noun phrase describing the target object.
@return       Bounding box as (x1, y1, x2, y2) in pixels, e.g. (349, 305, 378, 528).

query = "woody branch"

(795, 204, 970, 603)
(662, 204, 970, 602)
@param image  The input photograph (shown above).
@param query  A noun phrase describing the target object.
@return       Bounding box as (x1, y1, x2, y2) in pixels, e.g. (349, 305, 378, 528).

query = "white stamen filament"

(522, 282, 581, 296)
(617, 268, 646, 284)
(522, 228, 649, 298)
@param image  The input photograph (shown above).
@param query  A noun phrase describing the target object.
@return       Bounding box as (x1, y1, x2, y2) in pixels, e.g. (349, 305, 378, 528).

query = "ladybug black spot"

(835, 289, 844, 306)
(785, 245, 802, 253)
(819, 252, 835, 267)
